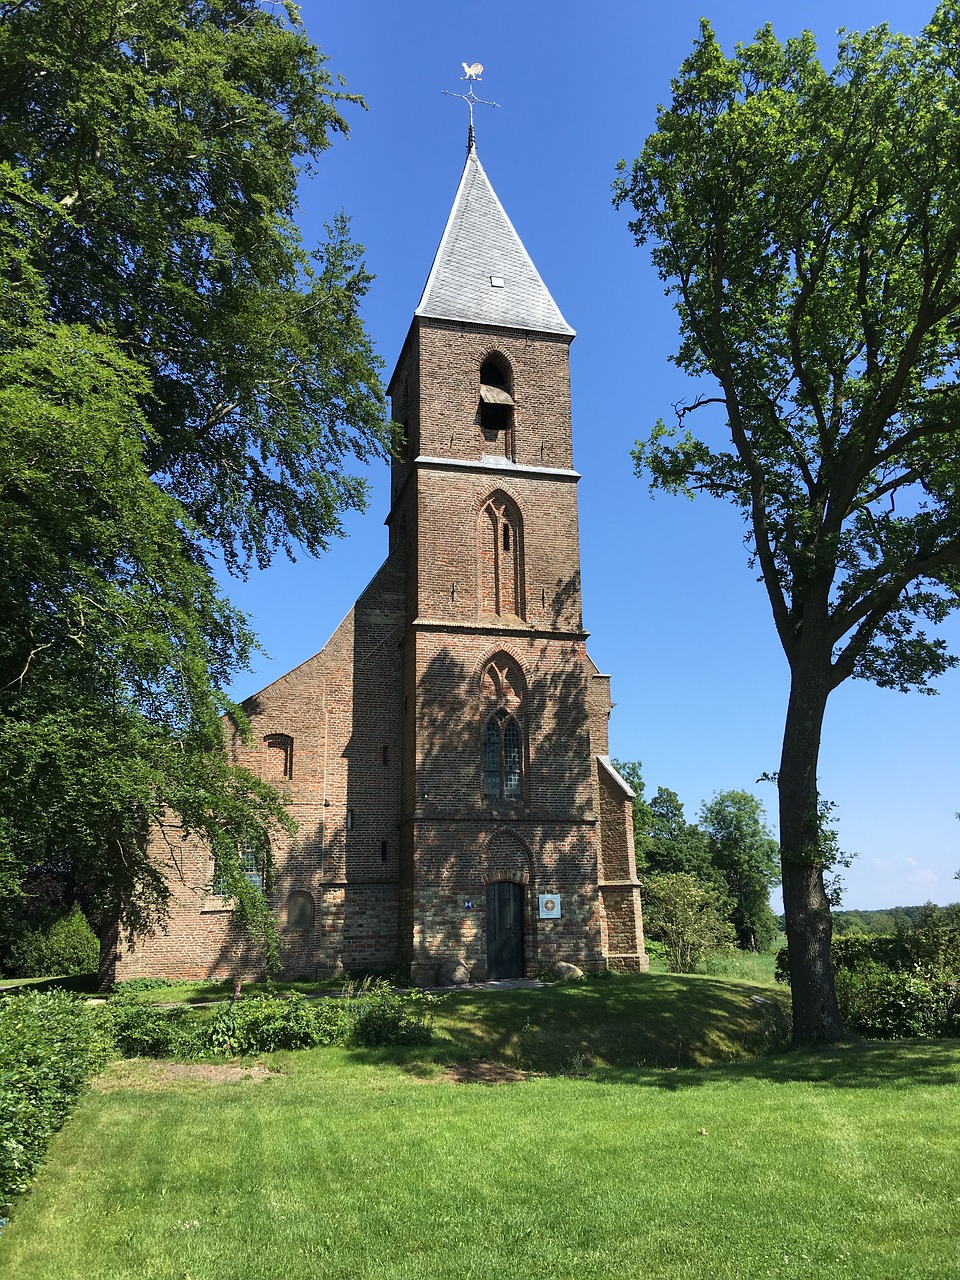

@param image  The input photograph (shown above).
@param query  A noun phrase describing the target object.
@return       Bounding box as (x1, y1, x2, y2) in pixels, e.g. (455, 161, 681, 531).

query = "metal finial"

(442, 62, 499, 152)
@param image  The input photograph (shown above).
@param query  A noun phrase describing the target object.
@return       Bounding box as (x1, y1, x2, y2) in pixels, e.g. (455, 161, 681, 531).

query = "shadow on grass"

(616, 1038, 960, 1092)
(0, 972, 100, 995)
(339, 975, 960, 1093)
(342, 973, 792, 1076)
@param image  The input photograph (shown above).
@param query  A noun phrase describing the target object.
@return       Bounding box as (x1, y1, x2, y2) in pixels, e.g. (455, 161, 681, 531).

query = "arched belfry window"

(479, 353, 514, 457)
(478, 492, 524, 618)
(480, 655, 526, 803)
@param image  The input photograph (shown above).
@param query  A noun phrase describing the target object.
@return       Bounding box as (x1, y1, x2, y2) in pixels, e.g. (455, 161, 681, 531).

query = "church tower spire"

(415, 147, 574, 337)
(387, 136, 646, 984)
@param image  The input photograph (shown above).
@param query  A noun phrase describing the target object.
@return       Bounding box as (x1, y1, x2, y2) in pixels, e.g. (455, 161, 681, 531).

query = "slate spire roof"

(415, 143, 575, 337)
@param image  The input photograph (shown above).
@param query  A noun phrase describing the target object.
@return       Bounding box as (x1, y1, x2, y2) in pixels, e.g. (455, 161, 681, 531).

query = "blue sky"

(221, 0, 959, 912)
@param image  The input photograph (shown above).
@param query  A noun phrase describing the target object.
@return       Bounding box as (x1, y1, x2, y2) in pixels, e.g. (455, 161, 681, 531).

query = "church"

(111, 134, 647, 985)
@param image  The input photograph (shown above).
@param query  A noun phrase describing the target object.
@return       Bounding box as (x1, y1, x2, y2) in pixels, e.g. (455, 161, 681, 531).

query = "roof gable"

(415, 148, 574, 337)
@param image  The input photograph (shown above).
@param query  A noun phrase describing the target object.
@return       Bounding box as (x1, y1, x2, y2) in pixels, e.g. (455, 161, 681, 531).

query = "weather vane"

(443, 62, 500, 151)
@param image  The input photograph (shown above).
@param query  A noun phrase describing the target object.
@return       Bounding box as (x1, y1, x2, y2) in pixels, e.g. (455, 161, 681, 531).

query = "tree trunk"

(778, 666, 845, 1044)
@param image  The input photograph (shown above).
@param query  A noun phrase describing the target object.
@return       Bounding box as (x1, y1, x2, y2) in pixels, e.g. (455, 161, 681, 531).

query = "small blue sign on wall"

(464, 899, 473, 910)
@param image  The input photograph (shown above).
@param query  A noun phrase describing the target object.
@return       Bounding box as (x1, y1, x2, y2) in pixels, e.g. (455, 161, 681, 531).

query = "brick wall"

(115, 308, 645, 984)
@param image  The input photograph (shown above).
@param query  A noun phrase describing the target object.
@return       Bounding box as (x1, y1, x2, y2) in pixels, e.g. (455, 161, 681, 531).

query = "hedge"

(0, 990, 106, 1209)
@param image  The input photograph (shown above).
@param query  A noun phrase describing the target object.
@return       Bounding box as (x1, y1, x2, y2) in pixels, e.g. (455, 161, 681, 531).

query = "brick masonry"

(112, 309, 646, 983)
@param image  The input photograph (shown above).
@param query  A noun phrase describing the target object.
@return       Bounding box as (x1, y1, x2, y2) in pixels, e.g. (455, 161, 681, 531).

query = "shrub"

(98, 984, 441, 1061)
(201, 992, 320, 1056)
(0, 990, 106, 1208)
(643, 873, 737, 973)
(835, 962, 960, 1039)
(100, 992, 201, 1058)
(112, 977, 188, 994)
(4, 905, 99, 978)
(346, 981, 439, 1046)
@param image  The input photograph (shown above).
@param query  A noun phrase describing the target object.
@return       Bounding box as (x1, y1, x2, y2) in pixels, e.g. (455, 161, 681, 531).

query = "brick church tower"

(112, 139, 646, 984)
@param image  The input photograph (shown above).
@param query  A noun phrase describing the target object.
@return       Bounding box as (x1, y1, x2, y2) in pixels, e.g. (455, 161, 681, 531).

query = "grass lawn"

(3, 976, 959, 1279)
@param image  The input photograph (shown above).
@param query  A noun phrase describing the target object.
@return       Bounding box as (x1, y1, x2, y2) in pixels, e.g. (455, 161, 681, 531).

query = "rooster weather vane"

(443, 62, 500, 150)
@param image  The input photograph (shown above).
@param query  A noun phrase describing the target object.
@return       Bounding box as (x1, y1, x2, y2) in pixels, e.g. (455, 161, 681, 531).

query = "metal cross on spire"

(442, 62, 500, 153)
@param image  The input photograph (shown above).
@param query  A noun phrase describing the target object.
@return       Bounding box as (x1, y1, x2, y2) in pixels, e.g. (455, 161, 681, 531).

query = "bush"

(98, 983, 441, 1061)
(100, 992, 201, 1058)
(112, 977, 188, 994)
(201, 992, 320, 1056)
(836, 962, 960, 1039)
(0, 990, 106, 1208)
(643, 873, 737, 973)
(4, 905, 99, 978)
(346, 981, 439, 1047)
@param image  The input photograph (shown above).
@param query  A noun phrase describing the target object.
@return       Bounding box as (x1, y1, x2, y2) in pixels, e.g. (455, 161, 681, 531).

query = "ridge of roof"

(414, 148, 575, 337)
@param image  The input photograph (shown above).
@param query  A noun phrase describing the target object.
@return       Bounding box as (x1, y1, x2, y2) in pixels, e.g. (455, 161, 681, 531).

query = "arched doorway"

(486, 881, 525, 979)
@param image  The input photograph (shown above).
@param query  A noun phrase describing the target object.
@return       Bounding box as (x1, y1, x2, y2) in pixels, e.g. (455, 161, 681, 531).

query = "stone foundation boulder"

(437, 958, 472, 986)
(550, 961, 585, 982)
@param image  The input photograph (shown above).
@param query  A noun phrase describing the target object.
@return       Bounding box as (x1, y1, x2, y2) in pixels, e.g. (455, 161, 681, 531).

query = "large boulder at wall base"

(438, 959, 472, 986)
(550, 961, 585, 982)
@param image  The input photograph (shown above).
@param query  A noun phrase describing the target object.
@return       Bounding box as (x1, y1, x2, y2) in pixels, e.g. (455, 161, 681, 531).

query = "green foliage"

(346, 981, 440, 1047)
(0, 990, 105, 1208)
(202, 992, 323, 1056)
(615, 11, 960, 698)
(615, 3, 960, 1041)
(647, 788, 713, 881)
(615, 764, 779, 953)
(3, 905, 98, 978)
(0, 0, 400, 966)
(700, 790, 780, 951)
(835, 963, 960, 1039)
(100, 983, 440, 1060)
(111, 977, 190, 994)
(100, 991, 201, 1059)
(643, 872, 737, 973)
(0, 0, 391, 572)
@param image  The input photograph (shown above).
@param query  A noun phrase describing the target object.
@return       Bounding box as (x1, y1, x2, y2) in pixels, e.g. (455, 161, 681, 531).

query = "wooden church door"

(486, 882, 525, 979)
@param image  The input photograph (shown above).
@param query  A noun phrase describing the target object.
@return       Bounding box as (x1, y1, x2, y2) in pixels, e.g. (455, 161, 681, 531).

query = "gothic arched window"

(478, 493, 524, 618)
(479, 353, 514, 457)
(480, 654, 526, 804)
(483, 709, 523, 801)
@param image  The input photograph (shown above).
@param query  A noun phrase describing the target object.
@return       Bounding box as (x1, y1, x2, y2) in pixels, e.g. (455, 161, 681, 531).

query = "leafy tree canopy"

(0, 0, 387, 969)
(699, 790, 780, 951)
(648, 786, 714, 882)
(0, 0, 390, 573)
(615, 4, 960, 1042)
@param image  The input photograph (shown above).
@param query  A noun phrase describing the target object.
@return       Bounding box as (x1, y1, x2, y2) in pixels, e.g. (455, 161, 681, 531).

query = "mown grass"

(5, 1037, 960, 1279)
(434, 972, 790, 1071)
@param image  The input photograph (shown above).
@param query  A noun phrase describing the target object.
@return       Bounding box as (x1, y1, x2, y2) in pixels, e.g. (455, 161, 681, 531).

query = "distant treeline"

(777, 904, 960, 935)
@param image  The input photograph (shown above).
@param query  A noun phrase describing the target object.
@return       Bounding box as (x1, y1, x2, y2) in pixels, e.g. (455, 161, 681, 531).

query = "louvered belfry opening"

(479, 353, 514, 456)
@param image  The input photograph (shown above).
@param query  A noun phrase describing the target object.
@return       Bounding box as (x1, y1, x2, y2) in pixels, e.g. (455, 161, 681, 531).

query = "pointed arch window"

(484, 709, 523, 801)
(479, 353, 514, 457)
(479, 493, 524, 618)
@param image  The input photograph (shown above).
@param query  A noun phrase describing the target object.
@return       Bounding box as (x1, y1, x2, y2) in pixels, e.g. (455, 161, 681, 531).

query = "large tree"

(0, 0, 389, 571)
(0, 1, 389, 966)
(615, 7, 960, 1041)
